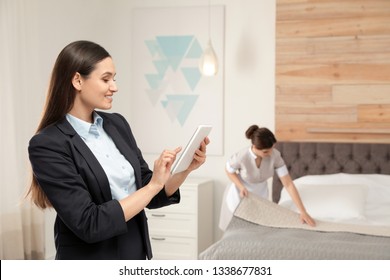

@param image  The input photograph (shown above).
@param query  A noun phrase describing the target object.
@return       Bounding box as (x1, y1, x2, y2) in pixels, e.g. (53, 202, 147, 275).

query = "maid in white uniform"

(219, 125, 316, 230)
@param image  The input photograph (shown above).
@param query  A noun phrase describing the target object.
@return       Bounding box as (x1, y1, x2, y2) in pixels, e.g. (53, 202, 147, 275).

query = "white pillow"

(280, 183, 368, 220)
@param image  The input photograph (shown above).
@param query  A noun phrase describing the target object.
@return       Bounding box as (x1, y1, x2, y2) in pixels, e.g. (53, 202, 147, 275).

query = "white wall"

(20, 0, 275, 257)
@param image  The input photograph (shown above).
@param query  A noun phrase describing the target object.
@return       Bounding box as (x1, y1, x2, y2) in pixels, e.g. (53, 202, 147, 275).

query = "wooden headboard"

(272, 142, 390, 203)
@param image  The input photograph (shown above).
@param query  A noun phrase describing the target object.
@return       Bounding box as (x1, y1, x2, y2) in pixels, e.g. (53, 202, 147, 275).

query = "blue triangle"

(181, 67, 202, 91)
(145, 40, 159, 57)
(167, 57, 183, 71)
(145, 40, 165, 58)
(186, 38, 203, 58)
(156, 35, 193, 57)
(156, 36, 194, 71)
(161, 95, 199, 126)
(144, 74, 162, 90)
(153, 59, 170, 77)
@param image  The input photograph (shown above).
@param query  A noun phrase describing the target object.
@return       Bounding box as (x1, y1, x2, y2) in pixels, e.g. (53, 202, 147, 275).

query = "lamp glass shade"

(199, 39, 218, 76)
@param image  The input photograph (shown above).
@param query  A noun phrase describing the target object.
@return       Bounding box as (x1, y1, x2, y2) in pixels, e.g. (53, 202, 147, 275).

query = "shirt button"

(106, 154, 109, 158)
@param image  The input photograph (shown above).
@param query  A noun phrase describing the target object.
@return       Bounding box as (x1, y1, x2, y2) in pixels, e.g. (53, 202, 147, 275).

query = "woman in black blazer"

(27, 41, 209, 260)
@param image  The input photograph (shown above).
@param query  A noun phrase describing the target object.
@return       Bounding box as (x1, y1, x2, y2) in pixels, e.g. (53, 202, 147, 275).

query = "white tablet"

(171, 125, 212, 174)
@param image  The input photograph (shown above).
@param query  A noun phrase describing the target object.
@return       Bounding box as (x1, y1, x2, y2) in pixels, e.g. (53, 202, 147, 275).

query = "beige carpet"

(234, 193, 390, 237)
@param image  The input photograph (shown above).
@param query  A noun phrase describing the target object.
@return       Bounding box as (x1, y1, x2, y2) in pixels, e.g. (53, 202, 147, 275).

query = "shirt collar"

(94, 112, 103, 128)
(66, 112, 103, 140)
(248, 146, 257, 159)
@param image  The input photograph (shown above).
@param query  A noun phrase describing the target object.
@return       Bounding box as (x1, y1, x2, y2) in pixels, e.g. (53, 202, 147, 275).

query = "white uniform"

(219, 146, 288, 230)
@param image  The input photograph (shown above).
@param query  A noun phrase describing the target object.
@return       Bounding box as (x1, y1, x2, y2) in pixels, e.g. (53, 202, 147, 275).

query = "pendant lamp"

(199, 1, 218, 76)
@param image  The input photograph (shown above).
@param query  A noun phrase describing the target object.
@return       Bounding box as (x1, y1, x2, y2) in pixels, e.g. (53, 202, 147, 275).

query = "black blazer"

(28, 112, 180, 259)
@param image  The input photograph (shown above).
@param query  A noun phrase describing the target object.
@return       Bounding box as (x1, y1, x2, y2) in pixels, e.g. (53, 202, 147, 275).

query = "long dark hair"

(245, 125, 277, 149)
(27, 40, 111, 209)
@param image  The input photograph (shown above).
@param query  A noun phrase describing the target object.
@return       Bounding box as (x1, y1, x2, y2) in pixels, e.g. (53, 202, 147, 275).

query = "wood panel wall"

(275, 0, 390, 143)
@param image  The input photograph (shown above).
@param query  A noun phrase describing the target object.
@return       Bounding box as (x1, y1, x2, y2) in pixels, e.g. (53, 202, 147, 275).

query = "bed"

(199, 142, 390, 259)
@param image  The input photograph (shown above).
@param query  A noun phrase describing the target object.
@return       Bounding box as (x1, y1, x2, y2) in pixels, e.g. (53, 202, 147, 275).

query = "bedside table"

(145, 178, 213, 259)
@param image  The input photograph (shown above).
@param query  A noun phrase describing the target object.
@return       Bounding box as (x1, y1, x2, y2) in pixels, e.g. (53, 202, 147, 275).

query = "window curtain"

(0, 0, 45, 259)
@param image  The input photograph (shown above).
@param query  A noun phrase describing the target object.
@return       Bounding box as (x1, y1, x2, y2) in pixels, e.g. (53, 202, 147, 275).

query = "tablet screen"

(171, 125, 212, 174)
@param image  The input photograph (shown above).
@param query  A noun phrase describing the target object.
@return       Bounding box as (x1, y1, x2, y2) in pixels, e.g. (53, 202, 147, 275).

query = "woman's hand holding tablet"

(171, 125, 212, 174)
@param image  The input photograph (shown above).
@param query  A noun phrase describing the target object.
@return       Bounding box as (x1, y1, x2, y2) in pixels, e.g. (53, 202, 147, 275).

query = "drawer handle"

(151, 214, 166, 217)
(152, 237, 166, 241)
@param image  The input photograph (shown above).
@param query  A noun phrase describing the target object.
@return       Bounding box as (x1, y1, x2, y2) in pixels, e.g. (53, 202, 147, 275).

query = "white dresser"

(145, 178, 213, 259)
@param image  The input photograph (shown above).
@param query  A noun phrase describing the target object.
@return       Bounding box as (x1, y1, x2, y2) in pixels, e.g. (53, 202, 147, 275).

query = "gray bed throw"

(199, 194, 390, 259)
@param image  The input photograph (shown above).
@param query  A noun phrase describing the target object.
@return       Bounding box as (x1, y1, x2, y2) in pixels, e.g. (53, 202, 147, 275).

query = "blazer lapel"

(56, 118, 112, 201)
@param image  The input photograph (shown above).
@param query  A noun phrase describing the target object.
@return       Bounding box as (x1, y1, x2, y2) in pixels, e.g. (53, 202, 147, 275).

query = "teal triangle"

(145, 40, 165, 58)
(181, 67, 202, 91)
(156, 36, 194, 71)
(153, 60, 170, 77)
(186, 38, 203, 58)
(156, 35, 193, 57)
(167, 57, 183, 71)
(145, 40, 159, 57)
(161, 95, 198, 126)
(144, 74, 161, 90)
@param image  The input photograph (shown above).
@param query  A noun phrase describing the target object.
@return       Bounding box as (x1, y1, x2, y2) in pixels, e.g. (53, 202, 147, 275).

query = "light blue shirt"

(66, 112, 136, 200)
